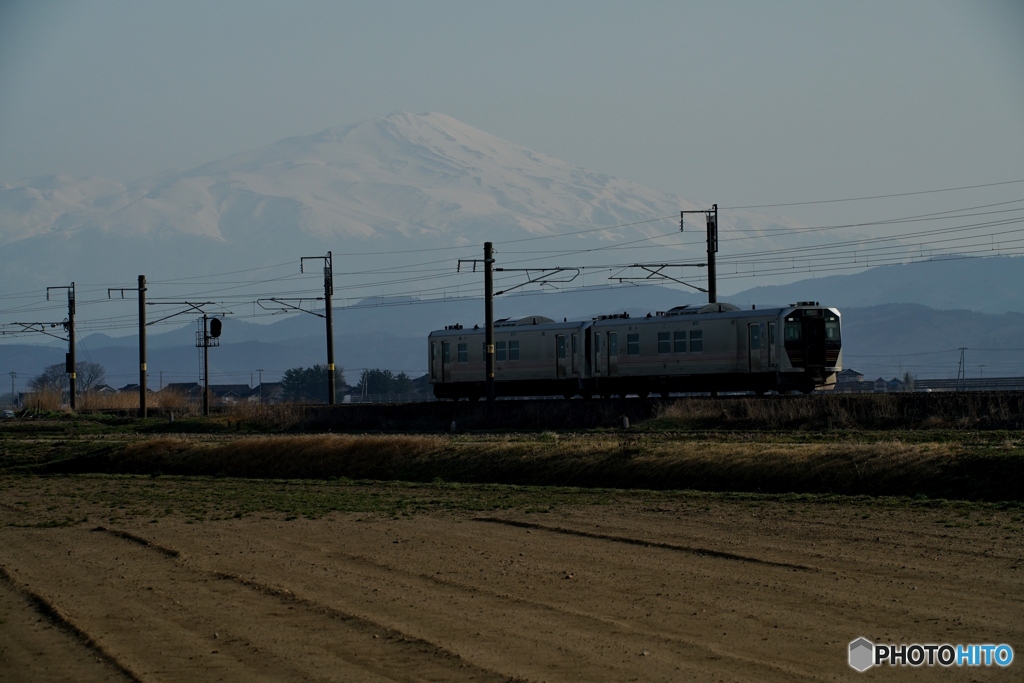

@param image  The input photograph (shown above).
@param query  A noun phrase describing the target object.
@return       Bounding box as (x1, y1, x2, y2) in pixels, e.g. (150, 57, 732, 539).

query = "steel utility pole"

(138, 275, 147, 417)
(46, 283, 76, 410)
(300, 253, 336, 405)
(143, 299, 224, 414)
(484, 242, 495, 402)
(203, 315, 210, 416)
(196, 315, 223, 416)
(956, 347, 967, 391)
(108, 276, 149, 417)
(676, 205, 718, 304)
(707, 204, 718, 304)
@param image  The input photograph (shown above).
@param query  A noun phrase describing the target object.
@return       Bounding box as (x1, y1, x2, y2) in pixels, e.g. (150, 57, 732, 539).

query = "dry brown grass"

(67, 432, 1022, 502)
(113, 434, 446, 479)
(22, 389, 64, 412)
(654, 393, 1024, 430)
(152, 390, 201, 416)
(223, 403, 313, 429)
(78, 392, 139, 411)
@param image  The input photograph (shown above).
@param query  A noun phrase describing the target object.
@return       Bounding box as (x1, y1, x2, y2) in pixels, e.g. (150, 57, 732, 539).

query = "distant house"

(208, 384, 257, 404)
(836, 368, 864, 383)
(117, 383, 140, 393)
(92, 384, 118, 394)
(873, 376, 907, 393)
(159, 382, 260, 404)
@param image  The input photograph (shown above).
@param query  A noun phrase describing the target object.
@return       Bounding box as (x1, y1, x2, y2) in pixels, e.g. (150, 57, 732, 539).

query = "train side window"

(457, 343, 468, 363)
(690, 330, 703, 352)
(608, 333, 617, 356)
(509, 340, 520, 360)
(627, 333, 640, 355)
(673, 330, 686, 353)
(496, 341, 507, 361)
(658, 332, 670, 354)
(785, 322, 801, 341)
(557, 336, 566, 359)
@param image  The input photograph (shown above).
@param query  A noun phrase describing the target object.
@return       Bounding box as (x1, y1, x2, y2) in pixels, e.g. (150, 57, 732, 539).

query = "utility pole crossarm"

(609, 264, 708, 293)
(256, 297, 326, 318)
(491, 267, 579, 296)
(0, 322, 69, 341)
(145, 301, 218, 326)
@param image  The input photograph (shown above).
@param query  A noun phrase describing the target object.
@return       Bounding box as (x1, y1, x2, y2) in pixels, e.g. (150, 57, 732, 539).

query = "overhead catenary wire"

(4, 182, 1024, 343)
(720, 179, 1024, 210)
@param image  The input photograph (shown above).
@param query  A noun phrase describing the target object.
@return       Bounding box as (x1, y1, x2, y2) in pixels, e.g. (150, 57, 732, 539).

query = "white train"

(428, 302, 842, 399)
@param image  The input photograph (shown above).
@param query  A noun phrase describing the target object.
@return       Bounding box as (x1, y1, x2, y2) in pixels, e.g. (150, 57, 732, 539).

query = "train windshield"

(825, 315, 841, 342)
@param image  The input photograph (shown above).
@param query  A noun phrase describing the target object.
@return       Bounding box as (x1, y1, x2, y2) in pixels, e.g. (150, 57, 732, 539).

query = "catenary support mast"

(484, 242, 495, 402)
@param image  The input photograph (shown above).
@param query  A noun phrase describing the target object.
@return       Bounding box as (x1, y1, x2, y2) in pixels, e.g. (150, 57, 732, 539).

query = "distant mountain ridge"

(728, 255, 1024, 314)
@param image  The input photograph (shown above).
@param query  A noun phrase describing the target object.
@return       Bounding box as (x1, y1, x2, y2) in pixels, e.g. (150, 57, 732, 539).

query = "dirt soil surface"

(1, 480, 1022, 682)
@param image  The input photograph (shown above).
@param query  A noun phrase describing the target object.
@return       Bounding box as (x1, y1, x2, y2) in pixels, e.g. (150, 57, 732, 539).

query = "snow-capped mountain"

(0, 174, 128, 247)
(0, 113, 804, 303)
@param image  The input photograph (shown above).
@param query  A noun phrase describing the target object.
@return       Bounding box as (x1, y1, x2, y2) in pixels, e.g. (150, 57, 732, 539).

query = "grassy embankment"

(1, 393, 1022, 502)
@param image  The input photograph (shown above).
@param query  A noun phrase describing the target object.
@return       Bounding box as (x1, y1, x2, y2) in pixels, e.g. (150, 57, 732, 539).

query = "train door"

(593, 333, 602, 377)
(804, 316, 827, 367)
(607, 332, 618, 376)
(748, 324, 762, 372)
(430, 341, 438, 381)
(571, 333, 579, 375)
(768, 323, 777, 368)
(441, 341, 451, 382)
(555, 335, 567, 379)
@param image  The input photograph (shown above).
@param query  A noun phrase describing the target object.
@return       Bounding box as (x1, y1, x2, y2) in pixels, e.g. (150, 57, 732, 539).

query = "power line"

(721, 179, 1024, 210)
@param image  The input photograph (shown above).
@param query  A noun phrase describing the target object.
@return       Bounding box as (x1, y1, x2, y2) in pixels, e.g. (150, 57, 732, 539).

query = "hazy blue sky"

(1, 0, 1022, 213)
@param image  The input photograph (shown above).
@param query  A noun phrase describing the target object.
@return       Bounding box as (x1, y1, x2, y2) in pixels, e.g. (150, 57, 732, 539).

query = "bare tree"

(28, 364, 67, 394)
(77, 362, 106, 392)
(29, 362, 106, 395)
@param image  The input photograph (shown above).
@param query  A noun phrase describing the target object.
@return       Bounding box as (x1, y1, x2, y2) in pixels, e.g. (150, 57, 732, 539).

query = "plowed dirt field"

(1, 476, 1021, 682)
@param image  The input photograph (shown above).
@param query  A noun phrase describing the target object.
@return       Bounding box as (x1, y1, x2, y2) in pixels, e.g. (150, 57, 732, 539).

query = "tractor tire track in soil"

(1, 524, 519, 682)
(0, 565, 140, 682)
(472, 517, 819, 571)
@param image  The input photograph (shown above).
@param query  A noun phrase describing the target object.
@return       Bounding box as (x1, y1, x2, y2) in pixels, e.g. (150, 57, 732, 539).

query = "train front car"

(779, 301, 842, 393)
